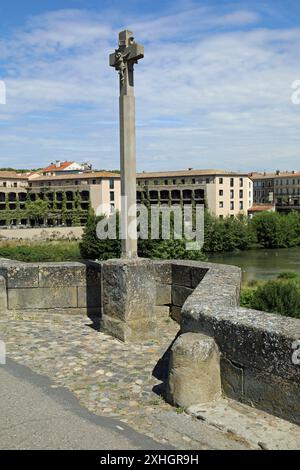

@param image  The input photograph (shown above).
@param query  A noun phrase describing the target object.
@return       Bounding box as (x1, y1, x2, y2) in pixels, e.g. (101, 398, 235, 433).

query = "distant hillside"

(0, 168, 41, 173)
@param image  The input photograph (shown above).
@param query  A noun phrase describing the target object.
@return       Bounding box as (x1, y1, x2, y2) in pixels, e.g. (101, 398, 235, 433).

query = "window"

(239, 201, 243, 210)
(240, 178, 244, 187)
(14, 182, 17, 188)
(154, 180, 159, 185)
(110, 203, 115, 214)
(219, 201, 223, 208)
(230, 178, 234, 187)
(230, 190, 234, 199)
(181, 179, 185, 184)
(219, 190, 223, 196)
(173, 179, 176, 185)
(109, 179, 114, 189)
(92, 179, 97, 185)
(239, 190, 243, 198)
(230, 201, 234, 210)
(219, 215, 223, 219)
(164, 180, 168, 185)
(219, 177, 223, 184)
(110, 191, 114, 201)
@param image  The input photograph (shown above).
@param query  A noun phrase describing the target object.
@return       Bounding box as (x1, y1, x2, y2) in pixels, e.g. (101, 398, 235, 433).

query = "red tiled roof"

(42, 162, 74, 173)
(248, 205, 275, 212)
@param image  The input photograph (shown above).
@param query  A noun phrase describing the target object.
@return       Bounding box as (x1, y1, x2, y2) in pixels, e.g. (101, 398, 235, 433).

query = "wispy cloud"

(0, 2, 299, 172)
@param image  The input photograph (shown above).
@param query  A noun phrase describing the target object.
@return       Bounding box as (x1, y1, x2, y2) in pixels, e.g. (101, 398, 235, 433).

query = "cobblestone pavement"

(0, 313, 193, 447)
(1, 313, 298, 450)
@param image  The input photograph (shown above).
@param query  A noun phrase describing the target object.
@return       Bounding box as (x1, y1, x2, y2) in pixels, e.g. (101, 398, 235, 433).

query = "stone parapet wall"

(179, 261, 300, 425)
(0, 255, 299, 425)
(0, 258, 102, 316)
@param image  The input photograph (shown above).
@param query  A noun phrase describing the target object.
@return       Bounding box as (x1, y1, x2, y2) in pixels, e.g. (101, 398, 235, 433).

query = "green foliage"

(203, 211, 255, 252)
(251, 279, 300, 318)
(26, 198, 49, 224)
(79, 210, 121, 260)
(80, 210, 206, 261)
(138, 238, 206, 261)
(250, 211, 300, 248)
(240, 287, 256, 308)
(277, 271, 299, 280)
(241, 272, 300, 319)
(0, 241, 80, 262)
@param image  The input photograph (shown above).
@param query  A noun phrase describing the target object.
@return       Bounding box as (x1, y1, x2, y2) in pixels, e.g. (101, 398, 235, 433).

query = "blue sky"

(0, 0, 300, 172)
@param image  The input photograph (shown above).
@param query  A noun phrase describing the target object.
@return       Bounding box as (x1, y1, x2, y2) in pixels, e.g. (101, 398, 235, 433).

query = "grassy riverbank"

(0, 240, 81, 262)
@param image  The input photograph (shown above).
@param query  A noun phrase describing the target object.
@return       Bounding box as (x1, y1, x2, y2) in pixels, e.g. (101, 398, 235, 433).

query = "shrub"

(277, 271, 299, 280)
(240, 287, 256, 308)
(79, 210, 121, 260)
(251, 279, 300, 319)
(0, 241, 80, 262)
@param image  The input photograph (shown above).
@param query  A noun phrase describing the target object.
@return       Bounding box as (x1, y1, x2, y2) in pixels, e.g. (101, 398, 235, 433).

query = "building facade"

(0, 171, 120, 226)
(252, 171, 300, 212)
(0, 168, 254, 227)
(137, 170, 253, 218)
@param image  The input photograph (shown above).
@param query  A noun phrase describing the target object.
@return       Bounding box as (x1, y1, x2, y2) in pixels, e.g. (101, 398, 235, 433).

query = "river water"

(208, 247, 300, 284)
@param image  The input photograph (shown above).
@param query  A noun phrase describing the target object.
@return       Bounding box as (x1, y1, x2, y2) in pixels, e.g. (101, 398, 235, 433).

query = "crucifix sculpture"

(110, 30, 144, 258)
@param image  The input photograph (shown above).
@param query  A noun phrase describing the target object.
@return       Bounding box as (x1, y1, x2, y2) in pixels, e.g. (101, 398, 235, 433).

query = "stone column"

(101, 258, 157, 342)
(110, 30, 144, 259)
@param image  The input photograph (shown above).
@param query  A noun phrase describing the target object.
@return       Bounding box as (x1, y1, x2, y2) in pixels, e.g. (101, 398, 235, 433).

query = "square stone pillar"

(101, 258, 157, 342)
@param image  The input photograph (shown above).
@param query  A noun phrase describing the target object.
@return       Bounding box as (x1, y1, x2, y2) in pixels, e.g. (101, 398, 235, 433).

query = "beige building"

(0, 171, 120, 226)
(137, 169, 253, 218)
(0, 167, 255, 226)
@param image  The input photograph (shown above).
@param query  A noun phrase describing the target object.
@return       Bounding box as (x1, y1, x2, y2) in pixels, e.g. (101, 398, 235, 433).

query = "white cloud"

(0, 3, 299, 172)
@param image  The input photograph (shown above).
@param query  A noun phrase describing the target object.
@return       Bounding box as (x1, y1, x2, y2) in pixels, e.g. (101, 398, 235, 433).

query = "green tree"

(26, 198, 49, 225)
(79, 209, 121, 260)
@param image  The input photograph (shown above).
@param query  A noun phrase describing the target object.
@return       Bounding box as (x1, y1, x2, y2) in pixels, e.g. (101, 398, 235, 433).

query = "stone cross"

(110, 30, 144, 258)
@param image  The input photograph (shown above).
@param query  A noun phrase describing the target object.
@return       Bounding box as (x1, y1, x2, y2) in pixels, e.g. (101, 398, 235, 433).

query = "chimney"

(276, 170, 280, 175)
(55, 160, 61, 168)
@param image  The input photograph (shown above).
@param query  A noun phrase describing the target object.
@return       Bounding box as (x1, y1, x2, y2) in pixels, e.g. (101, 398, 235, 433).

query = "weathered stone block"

(101, 258, 157, 341)
(7, 264, 39, 288)
(38, 263, 86, 288)
(172, 263, 191, 287)
(102, 258, 156, 322)
(221, 357, 244, 401)
(8, 307, 99, 316)
(243, 367, 300, 425)
(191, 267, 208, 288)
(170, 305, 182, 323)
(85, 261, 102, 285)
(101, 314, 156, 343)
(154, 305, 170, 320)
(0, 275, 7, 314)
(152, 261, 172, 285)
(156, 284, 171, 306)
(172, 285, 194, 307)
(77, 286, 101, 309)
(8, 287, 78, 310)
(167, 332, 221, 409)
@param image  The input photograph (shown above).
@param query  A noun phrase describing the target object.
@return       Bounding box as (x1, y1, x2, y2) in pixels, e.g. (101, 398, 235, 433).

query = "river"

(208, 247, 300, 284)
